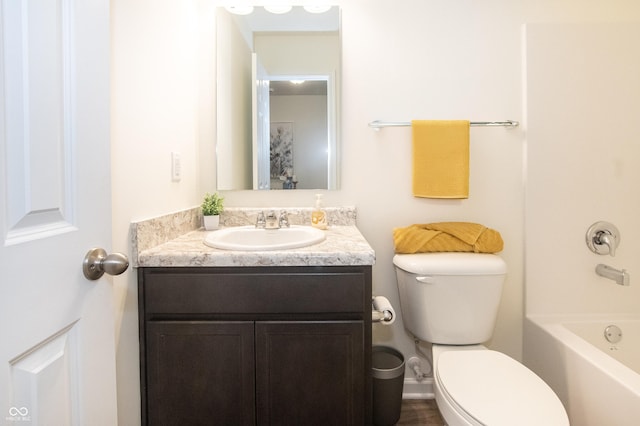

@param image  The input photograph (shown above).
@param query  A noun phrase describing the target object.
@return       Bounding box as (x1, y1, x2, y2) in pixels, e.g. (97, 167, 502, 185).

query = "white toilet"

(394, 252, 569, 426)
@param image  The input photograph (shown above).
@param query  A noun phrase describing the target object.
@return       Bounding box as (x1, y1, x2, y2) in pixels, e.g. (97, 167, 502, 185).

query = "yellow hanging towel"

(393, 222, 503, 254)
(412, 120, 470, 198)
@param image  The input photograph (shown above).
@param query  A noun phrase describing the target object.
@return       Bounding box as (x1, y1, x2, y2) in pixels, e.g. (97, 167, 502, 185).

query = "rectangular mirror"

(216, 6, 341, 191)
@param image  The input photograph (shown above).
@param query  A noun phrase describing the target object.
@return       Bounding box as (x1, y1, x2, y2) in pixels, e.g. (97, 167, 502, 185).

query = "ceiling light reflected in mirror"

(225, 5, 335, 17)
(224, 6, 254, 15)
(303, 5, 332, 14)
(264, 6, 293, 14)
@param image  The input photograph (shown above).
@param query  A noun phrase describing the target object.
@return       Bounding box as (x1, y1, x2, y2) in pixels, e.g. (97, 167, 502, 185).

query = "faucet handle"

(586, 221, 620, 257)
(256, 211, 266, 228)
(279, 210, 290, 228)
(595, 231, 617, 257)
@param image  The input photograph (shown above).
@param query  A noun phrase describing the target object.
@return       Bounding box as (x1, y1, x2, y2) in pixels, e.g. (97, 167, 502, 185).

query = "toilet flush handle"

(416, 276, 435, 284)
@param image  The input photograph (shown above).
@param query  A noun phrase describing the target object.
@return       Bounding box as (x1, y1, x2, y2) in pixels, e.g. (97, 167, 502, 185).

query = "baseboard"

(402, 377, 435, 399)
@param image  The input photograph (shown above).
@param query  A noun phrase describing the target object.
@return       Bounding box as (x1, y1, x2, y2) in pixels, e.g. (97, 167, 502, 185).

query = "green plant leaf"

(202, 192, 224, 216)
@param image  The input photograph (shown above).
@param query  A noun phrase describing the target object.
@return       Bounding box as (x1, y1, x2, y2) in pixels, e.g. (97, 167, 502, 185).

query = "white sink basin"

(204, 225, 326, 251)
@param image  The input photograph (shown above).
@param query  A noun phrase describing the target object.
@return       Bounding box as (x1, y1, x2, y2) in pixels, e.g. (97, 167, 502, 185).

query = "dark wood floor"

(396, 399, 445, 425)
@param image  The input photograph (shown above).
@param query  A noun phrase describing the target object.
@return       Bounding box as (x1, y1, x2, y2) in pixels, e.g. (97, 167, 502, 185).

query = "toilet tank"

(393, 252, 507, 344)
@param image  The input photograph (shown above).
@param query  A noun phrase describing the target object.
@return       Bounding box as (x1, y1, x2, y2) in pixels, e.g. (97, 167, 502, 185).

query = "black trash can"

(372, 346, 405, 426)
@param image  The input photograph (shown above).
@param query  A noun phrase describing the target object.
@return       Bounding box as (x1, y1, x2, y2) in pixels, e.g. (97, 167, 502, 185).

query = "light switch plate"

(171, 152, 181, 182)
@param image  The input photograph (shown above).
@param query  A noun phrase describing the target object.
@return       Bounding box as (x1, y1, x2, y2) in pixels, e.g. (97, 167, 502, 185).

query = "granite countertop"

(132, 207, 375, 268)
(137, 225, 375, 267)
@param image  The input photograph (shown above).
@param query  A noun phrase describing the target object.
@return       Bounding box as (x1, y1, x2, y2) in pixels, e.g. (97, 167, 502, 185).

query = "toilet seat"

(436, 349, 569, 426)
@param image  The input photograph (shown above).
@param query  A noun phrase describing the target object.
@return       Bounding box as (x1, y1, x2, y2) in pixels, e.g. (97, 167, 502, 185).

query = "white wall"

(255, 32, 340, 76)
(110, 0, 640, 424)
(525, 23, 640, 315)
(110, 0, 213, 423)
(217, 9, 253, 190)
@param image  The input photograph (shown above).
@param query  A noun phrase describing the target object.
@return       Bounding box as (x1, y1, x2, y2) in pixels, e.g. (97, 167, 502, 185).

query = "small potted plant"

(202, 192, 224, 230)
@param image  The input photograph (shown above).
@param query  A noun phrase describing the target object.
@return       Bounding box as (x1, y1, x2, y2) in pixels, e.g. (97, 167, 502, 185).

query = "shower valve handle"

(586, 221, 620, 257)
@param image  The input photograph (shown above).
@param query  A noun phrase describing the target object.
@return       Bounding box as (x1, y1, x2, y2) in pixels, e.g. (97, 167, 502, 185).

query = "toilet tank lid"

(393, 252, 507, 275)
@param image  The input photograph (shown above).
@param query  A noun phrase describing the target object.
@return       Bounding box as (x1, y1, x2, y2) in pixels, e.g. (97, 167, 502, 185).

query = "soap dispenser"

(311, 194, 328, 230)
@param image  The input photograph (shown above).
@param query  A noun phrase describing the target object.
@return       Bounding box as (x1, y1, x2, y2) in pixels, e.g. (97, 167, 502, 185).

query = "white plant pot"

(203, 215, 220, 231)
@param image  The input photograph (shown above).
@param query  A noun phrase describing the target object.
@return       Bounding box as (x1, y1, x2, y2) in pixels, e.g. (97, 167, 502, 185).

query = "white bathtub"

(525, 315, 640, 426)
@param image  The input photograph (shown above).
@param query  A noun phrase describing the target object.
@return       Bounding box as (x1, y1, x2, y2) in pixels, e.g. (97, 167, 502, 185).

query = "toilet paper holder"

(372, 296, 395, 324)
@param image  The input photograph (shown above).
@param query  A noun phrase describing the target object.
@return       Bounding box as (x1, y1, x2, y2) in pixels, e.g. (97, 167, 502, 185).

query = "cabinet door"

(146, 321, 255, 426)
(256, 321, 365, 425)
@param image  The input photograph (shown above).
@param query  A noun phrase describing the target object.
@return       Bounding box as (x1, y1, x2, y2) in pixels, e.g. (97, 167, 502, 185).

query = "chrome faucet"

(278, 210, 290, 228)
(596, 264, 630, 286)
(264, 211, 279, 229)
(256, 210, 290, 229)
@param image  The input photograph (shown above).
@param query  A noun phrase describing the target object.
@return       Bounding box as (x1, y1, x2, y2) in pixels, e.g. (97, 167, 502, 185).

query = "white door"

(0, 0, 119, 425)
(252, 53, 271, 190)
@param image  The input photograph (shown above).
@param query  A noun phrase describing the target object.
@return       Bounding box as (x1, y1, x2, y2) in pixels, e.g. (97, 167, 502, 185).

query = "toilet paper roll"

(372, 296, 396, 325)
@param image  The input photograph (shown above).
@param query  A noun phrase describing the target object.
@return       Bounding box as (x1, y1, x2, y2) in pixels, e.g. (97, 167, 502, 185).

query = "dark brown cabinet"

(138, 266, 372, 426)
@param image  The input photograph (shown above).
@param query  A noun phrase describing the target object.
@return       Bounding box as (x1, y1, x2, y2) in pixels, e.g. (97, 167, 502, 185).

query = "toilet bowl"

(393, 252, 569, 426)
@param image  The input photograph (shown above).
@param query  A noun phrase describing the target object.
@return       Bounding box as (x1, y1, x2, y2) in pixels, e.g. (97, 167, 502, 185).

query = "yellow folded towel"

(393, 222, 503, 254)
(412, 120, 470, 199)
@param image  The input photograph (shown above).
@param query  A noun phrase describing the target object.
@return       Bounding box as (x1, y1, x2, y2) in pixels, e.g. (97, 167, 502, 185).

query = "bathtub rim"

(526, 313, 640, 396)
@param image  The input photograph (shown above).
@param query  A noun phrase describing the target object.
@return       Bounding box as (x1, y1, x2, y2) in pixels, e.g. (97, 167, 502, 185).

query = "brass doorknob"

(83, 248, 129, 280)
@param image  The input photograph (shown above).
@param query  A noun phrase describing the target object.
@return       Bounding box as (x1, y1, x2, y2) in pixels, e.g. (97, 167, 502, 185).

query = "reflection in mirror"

(216, 6, 340, 191)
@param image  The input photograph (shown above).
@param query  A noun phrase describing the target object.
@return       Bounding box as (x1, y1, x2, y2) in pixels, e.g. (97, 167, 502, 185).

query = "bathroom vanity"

(133, 207, 375, 425)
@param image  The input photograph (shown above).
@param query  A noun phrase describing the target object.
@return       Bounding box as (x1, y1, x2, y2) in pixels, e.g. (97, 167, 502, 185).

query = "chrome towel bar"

(368, 120, 519, 130)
